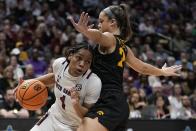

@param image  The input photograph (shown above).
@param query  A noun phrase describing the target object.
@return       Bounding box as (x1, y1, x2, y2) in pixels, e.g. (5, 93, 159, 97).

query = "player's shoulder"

(52, 57, 67, 72)
(53, 57, 67, 64)
(84, 72, 102, 93)
(89, 72, 100, 79)
(86, 72, 101, 84)
(84, 70, 100, 80)
(53, 57, 67, 67)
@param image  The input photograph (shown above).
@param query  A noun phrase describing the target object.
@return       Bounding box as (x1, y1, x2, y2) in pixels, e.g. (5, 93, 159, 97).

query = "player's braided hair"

(65, 43, 94, 63)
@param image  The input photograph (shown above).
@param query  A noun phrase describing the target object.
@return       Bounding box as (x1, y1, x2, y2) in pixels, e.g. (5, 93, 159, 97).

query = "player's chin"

(75, 69, 85, 76)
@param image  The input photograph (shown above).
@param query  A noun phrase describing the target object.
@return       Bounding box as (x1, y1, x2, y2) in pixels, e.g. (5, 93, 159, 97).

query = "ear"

(68, 54, 73, 61)
(110, 18, 117, 26)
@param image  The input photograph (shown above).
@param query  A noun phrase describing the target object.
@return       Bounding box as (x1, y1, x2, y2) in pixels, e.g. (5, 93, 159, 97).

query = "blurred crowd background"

(0, 0, 196, 120)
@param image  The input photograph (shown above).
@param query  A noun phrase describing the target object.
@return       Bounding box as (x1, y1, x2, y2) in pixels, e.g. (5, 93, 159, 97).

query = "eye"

(75, 56, 82, 60)
(99, 19, 103, 23)
(85, 60, 91, 64)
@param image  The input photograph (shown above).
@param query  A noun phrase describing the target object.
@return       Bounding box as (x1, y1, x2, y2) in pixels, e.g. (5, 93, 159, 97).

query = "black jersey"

(92, 36, 127, 92)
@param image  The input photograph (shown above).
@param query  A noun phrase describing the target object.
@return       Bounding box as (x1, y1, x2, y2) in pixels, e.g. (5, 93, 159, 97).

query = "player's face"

(69, 48, 92, 77)
(98, 12, 111, 33)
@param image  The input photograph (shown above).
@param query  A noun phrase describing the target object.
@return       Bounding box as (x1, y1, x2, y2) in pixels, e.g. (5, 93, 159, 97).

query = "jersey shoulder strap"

(115, 36, 128, 56)
(82, 69, 92, 80)
(57, 58, 69, 76)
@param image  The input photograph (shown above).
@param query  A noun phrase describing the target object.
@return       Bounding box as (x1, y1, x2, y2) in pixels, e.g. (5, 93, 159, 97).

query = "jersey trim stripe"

(63, 61, 69, 72)
(86, 71, 92, 79)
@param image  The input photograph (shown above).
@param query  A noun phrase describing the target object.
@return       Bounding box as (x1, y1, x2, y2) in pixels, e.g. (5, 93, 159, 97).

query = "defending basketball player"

(16, 43, 102, 131)
(70, 4, 182, 131)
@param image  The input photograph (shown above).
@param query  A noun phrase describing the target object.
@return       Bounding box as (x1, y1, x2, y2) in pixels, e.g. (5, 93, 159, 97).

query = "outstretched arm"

(35, 73, 55, 89)
(70, 12, 115, 48)
(14, 73, 55, 95)
(126, 46, 181, 76)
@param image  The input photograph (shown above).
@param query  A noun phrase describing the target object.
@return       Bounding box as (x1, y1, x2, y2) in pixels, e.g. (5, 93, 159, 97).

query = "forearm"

(7, 111, 17, 118)
(82, 29, 102, 44)
(126, 47, 166, 76)
(139, 62, 165, 76)
(73, 103, 88, 119)
(0, 109, 17, 118)
(17, 109, 29, 118)
(0, 109, 7, 117)
(35, 73, 55, 88)
(126, 59, 165, 76)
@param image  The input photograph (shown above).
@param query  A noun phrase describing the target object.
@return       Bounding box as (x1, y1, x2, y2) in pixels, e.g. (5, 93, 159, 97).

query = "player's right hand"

(70, 88, 80, 106)
(161, 63, 182, 76)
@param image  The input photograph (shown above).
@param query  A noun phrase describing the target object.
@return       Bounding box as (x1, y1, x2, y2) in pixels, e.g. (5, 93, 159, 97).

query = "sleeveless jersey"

(49, 57, 102, 127)
(92, 36, 127, 92)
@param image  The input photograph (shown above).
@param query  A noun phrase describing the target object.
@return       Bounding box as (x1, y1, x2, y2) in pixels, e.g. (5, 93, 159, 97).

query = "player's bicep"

(125, 46, 146, 73)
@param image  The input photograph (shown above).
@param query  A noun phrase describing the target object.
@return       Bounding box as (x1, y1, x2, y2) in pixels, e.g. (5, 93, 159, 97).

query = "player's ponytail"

(103, 4, 132, 41)
(119, 4, 132, 41)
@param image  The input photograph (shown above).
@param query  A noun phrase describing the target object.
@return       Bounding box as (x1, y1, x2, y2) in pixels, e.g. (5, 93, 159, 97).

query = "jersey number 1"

(60, 95, 66, 110)
(117, 47, 125, 68)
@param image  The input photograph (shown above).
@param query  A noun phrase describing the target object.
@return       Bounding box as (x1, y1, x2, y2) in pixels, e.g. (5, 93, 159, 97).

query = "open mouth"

(76, 69, 83, 74)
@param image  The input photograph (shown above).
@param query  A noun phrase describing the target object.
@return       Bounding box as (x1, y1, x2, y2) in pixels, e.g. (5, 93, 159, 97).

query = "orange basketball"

(16, 79, 48, 111)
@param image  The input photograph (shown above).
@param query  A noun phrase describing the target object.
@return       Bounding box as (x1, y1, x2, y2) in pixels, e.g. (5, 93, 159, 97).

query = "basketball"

(15, 79, 48, 111)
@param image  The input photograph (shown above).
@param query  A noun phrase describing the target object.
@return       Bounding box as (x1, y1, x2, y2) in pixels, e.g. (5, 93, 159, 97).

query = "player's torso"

(92, 36, 127, 91)
(50, 59, 90, 126)
(54, 70, 88, 112)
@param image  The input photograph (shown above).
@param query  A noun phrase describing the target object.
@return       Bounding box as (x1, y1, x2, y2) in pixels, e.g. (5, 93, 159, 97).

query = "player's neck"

(67, 67, 82, 79)
(111, 28, 120, 36)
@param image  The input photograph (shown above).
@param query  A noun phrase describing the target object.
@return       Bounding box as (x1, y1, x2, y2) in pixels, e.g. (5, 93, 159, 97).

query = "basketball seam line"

(23, 87, 47, 101)
(19, 80, 38, 105)
(22, 101, 45, 106)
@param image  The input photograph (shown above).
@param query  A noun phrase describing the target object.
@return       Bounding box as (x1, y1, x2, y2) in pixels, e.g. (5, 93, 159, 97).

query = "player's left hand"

(161, 63, 182, 76)
(70, 88, 80, 105)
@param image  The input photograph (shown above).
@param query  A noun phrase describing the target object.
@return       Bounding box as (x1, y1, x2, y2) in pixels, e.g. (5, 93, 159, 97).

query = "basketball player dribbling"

(70, 4, 182, 131)
(29, 43, 102, 131)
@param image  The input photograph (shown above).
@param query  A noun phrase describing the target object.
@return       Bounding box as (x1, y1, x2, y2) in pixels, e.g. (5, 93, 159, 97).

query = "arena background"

(0, 0, 196, 131)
